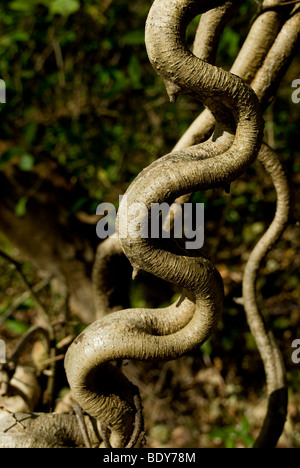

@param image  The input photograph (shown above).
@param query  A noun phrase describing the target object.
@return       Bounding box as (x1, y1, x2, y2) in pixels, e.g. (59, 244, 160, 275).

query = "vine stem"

(242, 143, 290, 447)
(65, 0, 264, 448)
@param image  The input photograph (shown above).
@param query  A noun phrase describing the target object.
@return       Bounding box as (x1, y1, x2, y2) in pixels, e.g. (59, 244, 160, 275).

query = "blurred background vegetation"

(0, 0, 299, 448)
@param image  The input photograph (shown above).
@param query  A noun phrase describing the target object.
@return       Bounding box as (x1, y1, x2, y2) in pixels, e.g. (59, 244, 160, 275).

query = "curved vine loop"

(173, 3, 299, 447)
(65, 0, 264, 448)
(175, 2, 300, 150)
(92, 233, 131, 318)
(92, 3, 300, 317)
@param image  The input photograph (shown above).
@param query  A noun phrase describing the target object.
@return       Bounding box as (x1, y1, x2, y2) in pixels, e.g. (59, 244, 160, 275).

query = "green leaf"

(128, 55, 142, 88)
(219, 27, 241, 61)
(22, 297, 35, 308)
(10, 31, 30, 42)
(23, 122, 38, 145)
(122, 30, 145, 46)
(49, 0, 80, 16)
(5, 319, 30, 335)
(0, 300, 10, 315)
(15, 197, 28, 217)
(19, 154, 35, 171)
(9, 1, 34, 12)
(225, 438, 236, 449)
(1, 148, 34, 171)
(273, 317, 291, 330)
(245, 332, 258, 352)
(103, 70, 131, 99)
(201, 339, 212, 356)
(70, 197, 89, 214)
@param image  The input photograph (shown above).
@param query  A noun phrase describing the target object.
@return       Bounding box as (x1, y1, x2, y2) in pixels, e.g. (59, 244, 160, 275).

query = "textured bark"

(192, 1, 242, 63)
(92, 234, 131, 319)
(262, 0, 300, 8)
(175, 12, 296, 444)
(0, 366, 41, 413)
(1, 0, 296, 450)
(243, 143, 290, 448)
(91, 3, 300, 322)
(65, 0, 264, 448)
(174, 5, 297, 446)
(174, 4, 300, 150)
(0, 409, 101, 448)
(252, 5, 300, 109)
(90, 3, 240, 317)
(230, 10, 283, 84)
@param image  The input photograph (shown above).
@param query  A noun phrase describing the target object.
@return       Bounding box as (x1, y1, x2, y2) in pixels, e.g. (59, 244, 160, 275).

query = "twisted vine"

(0, 0, 296, 449)
(175, 1, 300, 150)
(243, 143, 290, 447)
(64, 0, 300, 450)
(65, 0, 265, 448)
(93, 2, 300, 318)
(172, 3, 299, 446)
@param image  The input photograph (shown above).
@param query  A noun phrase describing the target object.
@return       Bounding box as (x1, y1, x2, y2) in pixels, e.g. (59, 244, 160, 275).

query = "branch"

(0, 250, 51, 336)
(0, 409, 101, 448)
(174, 4, 300, 151)
(192, 1, 242, 64)
(92, 234, 131, 318)
(0, 280, 47, 327)
(0, 250, 59, 410)
(90, 3, 241, 316)
(83, 0, 298, 449)
(261, 0, 300, 9)
(65, 0, 264, 448)
(242, 143, 290, 447)
(9, 326, 50, 365)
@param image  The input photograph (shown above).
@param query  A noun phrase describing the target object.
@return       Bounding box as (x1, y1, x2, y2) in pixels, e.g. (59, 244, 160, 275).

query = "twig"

(39, 354, 65, 366)
(73, 403, 92, 448)
(242, 144, 290, 448)
(125, 391, 145, 448)
(3, 413, 33, 433)
(261, 0, 300, 10)
(0, 326, 51, 397)
(0, 280, 47, 327)
(44, 346, 57, 412)
(0, 250, 58, 411)
(10, 326, 50, 365)
(100, 424, 112, 448)
(99, 390, 145, 448)
(0, 250, 51, 335)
